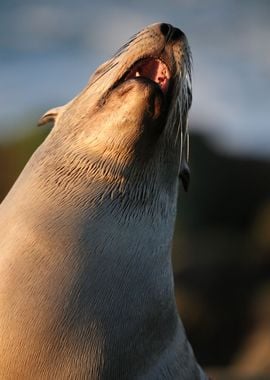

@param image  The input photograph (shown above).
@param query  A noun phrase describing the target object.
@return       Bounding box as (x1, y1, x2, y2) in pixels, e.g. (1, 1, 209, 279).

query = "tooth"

(135, 71, 140, 77)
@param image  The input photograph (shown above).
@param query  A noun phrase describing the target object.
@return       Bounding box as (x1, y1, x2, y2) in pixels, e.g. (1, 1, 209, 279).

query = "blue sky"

(1, 0, 269, 157)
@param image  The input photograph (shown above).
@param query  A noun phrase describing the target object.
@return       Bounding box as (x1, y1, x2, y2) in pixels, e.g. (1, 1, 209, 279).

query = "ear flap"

(179, 119, 190, 192)
(37, 106, 63, 127)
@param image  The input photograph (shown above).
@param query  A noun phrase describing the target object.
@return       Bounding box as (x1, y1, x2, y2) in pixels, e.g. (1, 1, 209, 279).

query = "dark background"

(1, 1, 270, 378)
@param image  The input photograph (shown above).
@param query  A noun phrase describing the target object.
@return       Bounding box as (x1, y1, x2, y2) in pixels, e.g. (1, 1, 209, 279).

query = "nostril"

(171, 27, 186, 41)
(160, 23, 172, 38)
(160, 23, 186, 42)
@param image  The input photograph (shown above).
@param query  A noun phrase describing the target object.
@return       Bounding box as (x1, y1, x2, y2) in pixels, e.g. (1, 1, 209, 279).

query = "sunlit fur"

(0, 24, 207, 379)
(37, 23, 193, 207)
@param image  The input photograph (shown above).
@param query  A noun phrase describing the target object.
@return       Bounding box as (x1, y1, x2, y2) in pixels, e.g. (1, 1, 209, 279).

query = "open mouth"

(124, 58, 171, 94)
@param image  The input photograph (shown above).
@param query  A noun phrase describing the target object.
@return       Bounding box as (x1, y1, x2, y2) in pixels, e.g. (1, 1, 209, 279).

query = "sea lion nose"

(159, 23, 186, 42)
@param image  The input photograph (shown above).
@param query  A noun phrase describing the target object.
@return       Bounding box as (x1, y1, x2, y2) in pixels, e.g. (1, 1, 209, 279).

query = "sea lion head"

(38, 23, 192, 194)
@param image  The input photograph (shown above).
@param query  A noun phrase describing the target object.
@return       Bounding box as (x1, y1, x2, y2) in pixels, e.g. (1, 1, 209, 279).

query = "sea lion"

(0, 23, 207, 379)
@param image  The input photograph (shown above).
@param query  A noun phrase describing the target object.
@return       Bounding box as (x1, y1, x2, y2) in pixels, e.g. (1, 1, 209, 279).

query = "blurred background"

(1, 1, 270, 378)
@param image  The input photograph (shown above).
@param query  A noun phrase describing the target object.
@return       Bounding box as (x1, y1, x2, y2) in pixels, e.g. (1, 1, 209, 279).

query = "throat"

(67, 197, 178, 330)
(75, 233, 179, 376)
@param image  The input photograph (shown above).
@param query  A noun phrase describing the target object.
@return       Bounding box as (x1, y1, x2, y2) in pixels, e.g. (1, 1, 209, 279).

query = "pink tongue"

(126, 59, 170, 94)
